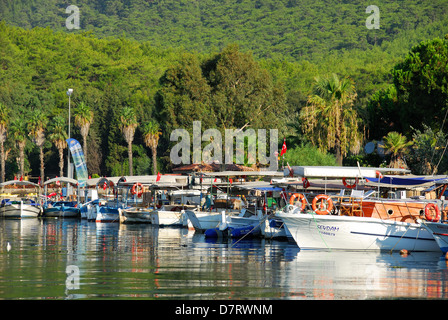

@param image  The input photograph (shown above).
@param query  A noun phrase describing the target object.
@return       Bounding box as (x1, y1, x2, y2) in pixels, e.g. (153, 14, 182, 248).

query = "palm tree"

(119, 106, 138, 176)
(300, 73, 362, 165)
(28, 109, 48, 185)
(48, 116, 68, 177)
(380, 131, 413, 168)
(142, 120, 162, 175)
(73, 102, 93, 168)
(10, 116, 28, 178)
(0, 103, 10, 183)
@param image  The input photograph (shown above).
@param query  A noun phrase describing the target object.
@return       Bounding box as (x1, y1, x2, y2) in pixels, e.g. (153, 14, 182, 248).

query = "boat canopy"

(284, 166, 409, 178)
(365, 176, 446, 186)
(0, 180, 40, 188)
(43, 177, 79, 186)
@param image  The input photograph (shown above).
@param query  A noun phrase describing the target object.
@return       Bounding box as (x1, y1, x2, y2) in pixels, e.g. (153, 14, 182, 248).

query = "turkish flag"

(280, 138, 287, 156)
(156, 172, 161, 182)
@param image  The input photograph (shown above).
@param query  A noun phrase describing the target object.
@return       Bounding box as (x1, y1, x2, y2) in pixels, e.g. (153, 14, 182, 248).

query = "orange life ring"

(312, 194, 334, 215)
(302, 177, 310, 189)
(425, 203, 440, 222)
(342, 177, 358, 189)
(131, 183, 143, 198)
(375, 170, 383, 179)
(289, 193, 307, 210)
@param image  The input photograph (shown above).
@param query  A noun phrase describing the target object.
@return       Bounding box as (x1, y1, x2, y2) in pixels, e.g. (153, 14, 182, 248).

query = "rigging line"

(433, 138, 448, 175)
(230, 213, 271, 248)
(430, 102, 448, 173)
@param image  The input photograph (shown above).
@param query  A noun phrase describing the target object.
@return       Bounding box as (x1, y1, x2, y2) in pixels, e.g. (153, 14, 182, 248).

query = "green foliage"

(0, 0, 447, 176)
(408, 125, 448, 175)
(282, 144, 337, 167)
(392, 37, 448, 135)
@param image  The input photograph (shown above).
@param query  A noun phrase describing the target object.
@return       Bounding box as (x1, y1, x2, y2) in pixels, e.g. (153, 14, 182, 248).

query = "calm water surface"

(0, 218, 448, 300)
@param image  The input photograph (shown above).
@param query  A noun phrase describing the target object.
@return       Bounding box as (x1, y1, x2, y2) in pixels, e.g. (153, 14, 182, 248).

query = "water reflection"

(0, 219, 447, 299)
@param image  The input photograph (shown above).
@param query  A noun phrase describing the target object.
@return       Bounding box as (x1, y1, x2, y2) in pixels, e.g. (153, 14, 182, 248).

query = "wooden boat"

(204, 209, 267, 239)
(0, 180, 42, 218)
(0, 199, 41, 218)
(42, 201, 81, 218)
(95, 203, 126, 222)
(119, 207, 153, 224)
(275, 166, 443, 251)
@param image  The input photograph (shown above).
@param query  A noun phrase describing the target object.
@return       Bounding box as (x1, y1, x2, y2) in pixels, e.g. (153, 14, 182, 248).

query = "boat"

(41, 177, 81, 218)
(420, 219, 448, 253)
(42, 201, 81, 218)
(119, 207, 153, 223)
(275, 166, 443, 252)
(0, 198, 41, 218)
(95, 201, 130, 223)
(204, 208, 268, 239)
(0, 180, 42, 218)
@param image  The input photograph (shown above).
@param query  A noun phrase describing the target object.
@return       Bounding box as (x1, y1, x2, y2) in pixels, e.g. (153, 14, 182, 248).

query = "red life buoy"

(312, 194, 334, 215)
(131, 183, 143, 198)
(302, 177, 310, 189)
(289, 193, 307, 211)
(375, 170, 383, 179)
(342, 177, 358, 189)
(425, 203, 440, 222)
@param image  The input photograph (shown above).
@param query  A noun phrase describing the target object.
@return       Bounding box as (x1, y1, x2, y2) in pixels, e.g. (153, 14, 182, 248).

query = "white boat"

(184, 209, 239, 232)
(277, 211, 439, 251)
(275, 166, 445, 251)
(0, 180, 42, 218)
(203, 209, 268, 238)
(149, 205, 192, 227)
(95, 203, 124, 223)
(0, 199, 41, 218)
(119, 207, 153, 224)
(420, 220, 448, 253)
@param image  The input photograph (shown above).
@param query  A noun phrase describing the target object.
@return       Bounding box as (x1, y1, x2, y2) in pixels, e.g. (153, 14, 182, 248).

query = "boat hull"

(0, 202, 41, 218)
(185, 210, 224, 231)
(277, 212, 439, 252)
(421, 221, 448, 253)
(149, 210, 186, 227)
(119, 208, 152, 224)
(95, 206, 120, 223)
(43, 207, 80, 218)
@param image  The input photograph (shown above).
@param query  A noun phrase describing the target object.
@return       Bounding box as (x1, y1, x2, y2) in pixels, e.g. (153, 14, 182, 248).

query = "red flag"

(20, 176, 23, 182)
(280, 138, 287, 156)
(156, 172, 161, 182)
(103, 181, 107, 190)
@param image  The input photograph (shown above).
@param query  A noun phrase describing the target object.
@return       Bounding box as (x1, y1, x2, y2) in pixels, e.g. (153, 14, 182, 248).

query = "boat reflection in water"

(283, 250, 448, 299)
(1, 219, 448, 300)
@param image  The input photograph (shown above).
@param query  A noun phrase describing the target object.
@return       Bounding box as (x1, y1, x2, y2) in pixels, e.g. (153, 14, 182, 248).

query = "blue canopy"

(365, 176, 445, 186)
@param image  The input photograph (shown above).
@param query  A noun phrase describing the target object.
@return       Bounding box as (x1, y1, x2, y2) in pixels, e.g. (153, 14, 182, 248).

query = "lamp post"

(66, 88, 73, 179)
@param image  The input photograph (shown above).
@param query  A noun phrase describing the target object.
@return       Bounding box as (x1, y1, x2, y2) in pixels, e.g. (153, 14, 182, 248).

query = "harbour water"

(1, 218, 448, 301)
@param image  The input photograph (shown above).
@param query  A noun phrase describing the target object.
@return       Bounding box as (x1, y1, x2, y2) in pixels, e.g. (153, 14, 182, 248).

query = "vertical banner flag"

(67, 138, 88, 187)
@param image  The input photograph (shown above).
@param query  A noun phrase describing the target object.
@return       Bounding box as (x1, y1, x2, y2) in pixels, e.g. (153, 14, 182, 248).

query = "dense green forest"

(0, 0, 448, 181)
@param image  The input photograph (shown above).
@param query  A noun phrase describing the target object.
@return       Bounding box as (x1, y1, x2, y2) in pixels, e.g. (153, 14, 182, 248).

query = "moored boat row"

(4, 166, 448, 253)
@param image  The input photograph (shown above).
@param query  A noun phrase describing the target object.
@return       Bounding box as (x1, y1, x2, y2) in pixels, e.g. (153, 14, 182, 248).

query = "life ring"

(312, 194, 334, 215)
(342, 177, 358, 189)
(375, 170, 383, 179)
(302, 177, 310, 189)
(131, 183, 143, 198)
(425, 203, 440, 222)
(289, 193, 307, 211)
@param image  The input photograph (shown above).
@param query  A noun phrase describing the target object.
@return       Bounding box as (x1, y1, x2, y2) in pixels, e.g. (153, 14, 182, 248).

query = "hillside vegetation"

(0, 1, 447, 178)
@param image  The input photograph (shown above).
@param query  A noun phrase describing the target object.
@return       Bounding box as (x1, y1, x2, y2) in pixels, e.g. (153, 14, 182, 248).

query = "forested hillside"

(2, 0, 447, 62)
(0, 1, 448, 179)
